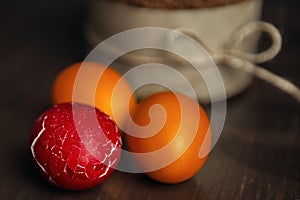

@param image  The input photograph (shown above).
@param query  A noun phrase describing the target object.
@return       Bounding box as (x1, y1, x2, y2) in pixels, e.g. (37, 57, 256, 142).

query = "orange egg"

(51, 62, 136, 128)
(125, 91, 211, 184)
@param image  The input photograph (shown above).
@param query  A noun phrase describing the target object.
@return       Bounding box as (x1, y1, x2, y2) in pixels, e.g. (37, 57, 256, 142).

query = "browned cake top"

(109, 0, 251, 9)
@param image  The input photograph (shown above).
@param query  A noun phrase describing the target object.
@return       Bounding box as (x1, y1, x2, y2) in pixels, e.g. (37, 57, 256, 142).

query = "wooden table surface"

(0, 1, 299, 199)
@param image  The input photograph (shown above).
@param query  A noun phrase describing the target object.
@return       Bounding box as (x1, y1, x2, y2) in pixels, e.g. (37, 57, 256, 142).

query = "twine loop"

(176, 21, 300, 103)
(86, 20, 300, 103)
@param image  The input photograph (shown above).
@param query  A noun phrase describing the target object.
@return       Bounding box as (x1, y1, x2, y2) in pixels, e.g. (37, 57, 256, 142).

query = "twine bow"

(176, 21, 300, 103)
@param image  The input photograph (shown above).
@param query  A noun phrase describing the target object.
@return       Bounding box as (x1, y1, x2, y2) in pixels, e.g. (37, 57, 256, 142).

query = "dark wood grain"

(0, 1, 299, 199)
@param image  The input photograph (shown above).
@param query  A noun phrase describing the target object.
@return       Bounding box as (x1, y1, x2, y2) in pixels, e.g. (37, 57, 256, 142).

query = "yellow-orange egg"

(51, 62, 136, 128)
(125, 91, 211, 184)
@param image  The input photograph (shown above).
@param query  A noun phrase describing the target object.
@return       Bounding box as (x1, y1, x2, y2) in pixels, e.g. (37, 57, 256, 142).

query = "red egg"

(29, 103, 122, 190)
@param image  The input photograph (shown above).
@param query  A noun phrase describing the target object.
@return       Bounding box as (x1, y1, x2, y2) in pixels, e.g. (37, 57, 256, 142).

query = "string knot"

(176, 21, 300, 103)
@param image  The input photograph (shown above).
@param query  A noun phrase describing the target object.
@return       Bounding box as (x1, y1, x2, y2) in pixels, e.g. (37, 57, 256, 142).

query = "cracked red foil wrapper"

(29, 103, 122, 190)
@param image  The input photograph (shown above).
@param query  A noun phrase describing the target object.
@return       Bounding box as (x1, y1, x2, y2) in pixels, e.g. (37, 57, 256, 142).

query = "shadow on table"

(100, 171, 209, 199)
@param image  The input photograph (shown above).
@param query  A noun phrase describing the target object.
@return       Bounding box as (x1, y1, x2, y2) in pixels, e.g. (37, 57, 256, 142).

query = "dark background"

(0, 0, 299, 199)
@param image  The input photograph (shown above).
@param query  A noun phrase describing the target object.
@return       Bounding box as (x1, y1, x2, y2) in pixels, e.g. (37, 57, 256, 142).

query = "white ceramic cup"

(85, 0, 263, 102)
